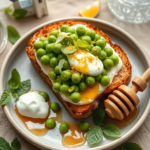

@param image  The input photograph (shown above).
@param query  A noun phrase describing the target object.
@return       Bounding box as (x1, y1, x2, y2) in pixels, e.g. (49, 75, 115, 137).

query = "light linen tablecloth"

(0, 0, 150, 149)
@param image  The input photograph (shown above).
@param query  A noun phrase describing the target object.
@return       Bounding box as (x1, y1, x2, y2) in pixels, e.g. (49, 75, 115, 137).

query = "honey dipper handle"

(131, 67, 150, 93)
(141, 67, 150, 83)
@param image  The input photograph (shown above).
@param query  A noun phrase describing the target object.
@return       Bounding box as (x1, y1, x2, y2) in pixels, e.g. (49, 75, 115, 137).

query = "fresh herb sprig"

(7, 26, 20, 44)
(87, 106, 121, 145)
(4, 5, 27, 19)
(122, 142, 142, 150)
(0, 137, 21, 150)
(0, 68, 31, 105)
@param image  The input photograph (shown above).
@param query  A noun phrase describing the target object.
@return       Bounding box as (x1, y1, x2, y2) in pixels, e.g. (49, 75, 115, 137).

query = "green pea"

(87, 45, 94, 52)
(43, 40, 49, 49)
(60, 84, 69, 94)
(66, 27, 76, 34)
(85, 30, 95, 40)
(39, 91, 49, 100)
(103, 58, 114, 69)
(62, 60, 69, 70)
(36, 48, 46, 58)
(100, 76, 110, 86)
(110, 55, 119, 65)
(82, 36, 91, 44)
(58, 53, 67, 61)
(48, 35, 56, 43)
(80, 121, 90, 131)
(53, 82, 61, 92)
(101, 69, 107, 76)
(70, 34, 78, 41)
(68, 85, 76, 93)
(40, 55, 50, 65)
(95, 74, 102, 82)
(47, 52, 57, 59)
(60, 25, 69, 32)
(45, 118, 56, 129)
(70, 92, 81, 103)
(62, 36, 73, 46)
(79, 81, 87, 91)
(54, 66, 60, 74)
(96, 39, 106, 49)
(46, 44, 54, 53)
(61, 70, 71, 82)
(85, 76, 95, 86)
(73, 85, 79, 92)
(100, 36, 106, 40)
(56, 76, 62, 83)
(34, 41, 43, 50)
(99, 51, 107, 60)
(91, 46, 101, 57)
(50, 30, 59, 37)
(104, 47, 113, 57)
(71, 73, 81, 84)
(76, 26, 86, 36)
(49, 71, 57, 80)
(39, 37, 47, 42)
(51, 102, 60, 111)
(59, 123, 69, 133)
(94, 34, 101, 41)
(50, 57, 58, 68)
(53, 43, 63, 54)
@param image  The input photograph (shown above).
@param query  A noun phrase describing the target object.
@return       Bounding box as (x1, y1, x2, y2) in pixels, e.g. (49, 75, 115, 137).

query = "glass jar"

(107, 0, 150, 24)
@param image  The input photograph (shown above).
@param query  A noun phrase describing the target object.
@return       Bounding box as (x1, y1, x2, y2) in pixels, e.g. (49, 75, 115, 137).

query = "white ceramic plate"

(0, 17, 150, 150)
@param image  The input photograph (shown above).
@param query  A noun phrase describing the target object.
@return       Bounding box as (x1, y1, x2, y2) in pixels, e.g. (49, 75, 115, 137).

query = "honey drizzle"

(52, 110, 86, 147)
(14, 99, 138, 147)
(14, 102, 50, 136)
(106, 107, 138, 129)
(14, 103, 86, 147)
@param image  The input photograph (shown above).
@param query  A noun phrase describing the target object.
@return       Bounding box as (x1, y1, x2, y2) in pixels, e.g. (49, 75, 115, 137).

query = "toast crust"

(26, 20, 132, 120)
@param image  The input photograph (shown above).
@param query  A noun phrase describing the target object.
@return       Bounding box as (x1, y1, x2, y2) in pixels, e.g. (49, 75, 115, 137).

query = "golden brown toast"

(26, 20, 132, 120)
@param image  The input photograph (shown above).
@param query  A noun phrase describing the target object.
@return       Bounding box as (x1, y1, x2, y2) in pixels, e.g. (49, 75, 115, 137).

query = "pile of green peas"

(45, 101, 90, 132)
(34, 24, 120, 103)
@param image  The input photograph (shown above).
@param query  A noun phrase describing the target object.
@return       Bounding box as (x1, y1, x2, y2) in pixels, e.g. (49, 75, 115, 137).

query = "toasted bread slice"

(26, 20, 132, 120)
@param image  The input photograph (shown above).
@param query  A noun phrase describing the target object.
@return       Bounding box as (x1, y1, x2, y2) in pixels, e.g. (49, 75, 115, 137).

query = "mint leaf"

(12, 80, 31, 99)
(103, 124, 121, 138)
(77, 39, 89, 50)
(58, 59, 65, 73)
(4, 5, 12, 13)
(56, 33, 71, 44)
(11, 138, 21, 150)
(122, 142, 142, 150)
(0, 137, 11, 150)
(7, 26, 20, 44)
(8, 68, 21, 89)
(93, 105, 107, 126)
(12, 9, 27, 19)
(87, 126, 103, 145)
(61, 46, 77, 54)
(0, 89, 12, 105)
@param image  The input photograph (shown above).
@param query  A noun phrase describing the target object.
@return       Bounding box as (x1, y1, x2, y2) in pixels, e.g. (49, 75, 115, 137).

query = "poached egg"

(67, 49, 104, 76)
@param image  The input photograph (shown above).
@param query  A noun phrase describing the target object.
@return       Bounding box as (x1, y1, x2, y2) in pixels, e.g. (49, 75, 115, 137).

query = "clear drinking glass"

(107, 0, 150, 24)
(0, 17, 7, 53)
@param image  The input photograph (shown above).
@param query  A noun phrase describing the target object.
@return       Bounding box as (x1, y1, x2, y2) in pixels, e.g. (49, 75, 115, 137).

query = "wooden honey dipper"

(104, 67, 150, 120)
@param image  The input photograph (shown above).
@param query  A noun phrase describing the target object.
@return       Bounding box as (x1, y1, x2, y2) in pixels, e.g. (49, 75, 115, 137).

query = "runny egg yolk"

(67, 49, 103, 76)
(80, 82, 100, 104)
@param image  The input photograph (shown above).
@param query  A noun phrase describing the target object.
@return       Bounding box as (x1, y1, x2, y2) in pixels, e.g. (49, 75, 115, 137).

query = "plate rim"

(1, 17, 150, 150)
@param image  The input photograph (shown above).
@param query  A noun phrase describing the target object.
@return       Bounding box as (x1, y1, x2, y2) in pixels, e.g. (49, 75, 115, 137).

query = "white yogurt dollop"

(16, 92, 49, 118)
